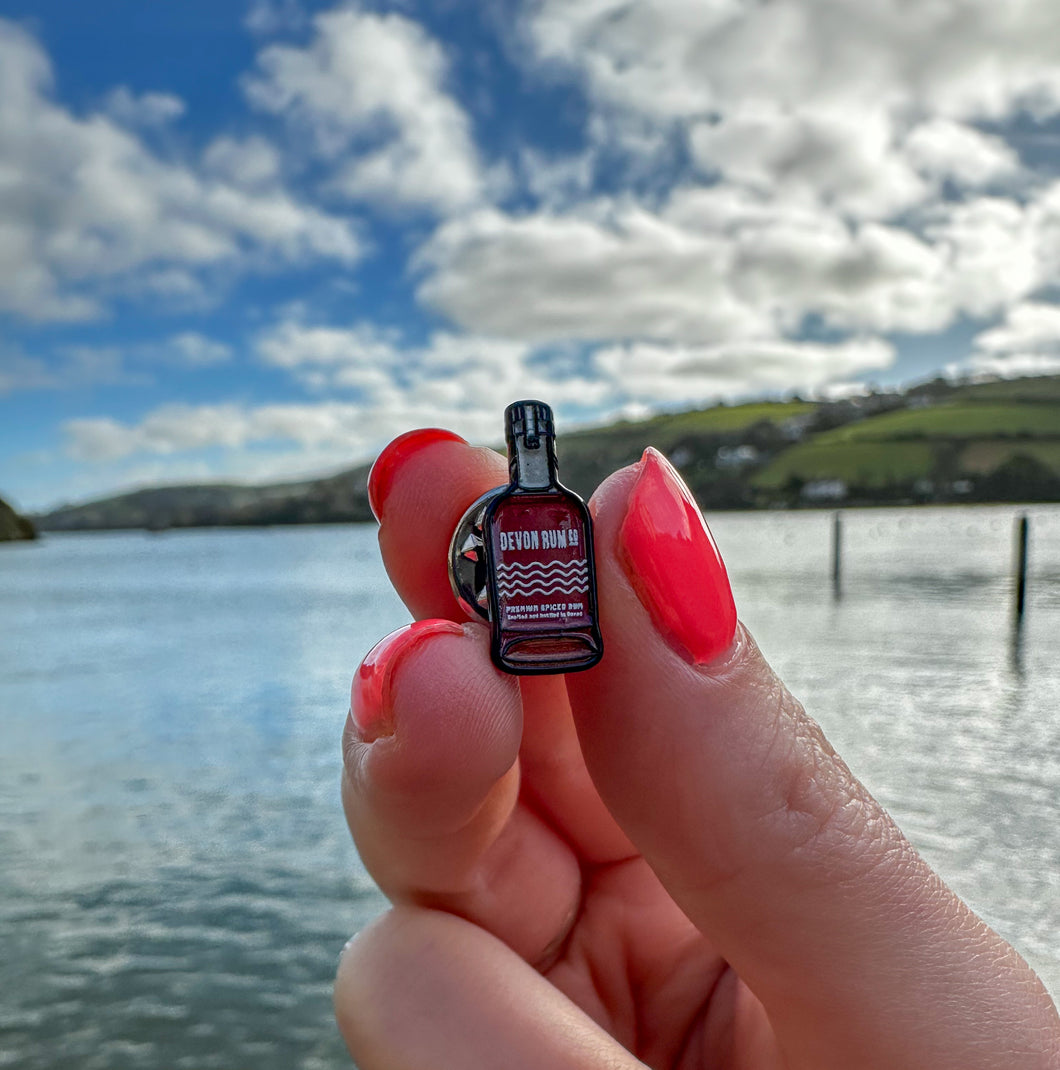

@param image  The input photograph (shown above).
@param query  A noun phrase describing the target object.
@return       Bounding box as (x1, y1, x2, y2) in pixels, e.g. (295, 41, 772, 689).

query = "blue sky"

(4, 0, 1060, 511)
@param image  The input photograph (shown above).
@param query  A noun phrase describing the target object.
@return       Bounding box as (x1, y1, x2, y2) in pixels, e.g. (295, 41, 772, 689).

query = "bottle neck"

(506, 400, 559, 491)
(509, 434, 557, 490)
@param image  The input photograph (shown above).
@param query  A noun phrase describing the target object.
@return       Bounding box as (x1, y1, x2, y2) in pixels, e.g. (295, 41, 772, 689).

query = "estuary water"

(1, 506, 1058, 1067)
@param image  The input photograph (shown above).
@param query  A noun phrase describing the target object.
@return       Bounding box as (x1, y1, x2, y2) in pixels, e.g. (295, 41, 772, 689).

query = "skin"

(336, 438, 1060, 1070)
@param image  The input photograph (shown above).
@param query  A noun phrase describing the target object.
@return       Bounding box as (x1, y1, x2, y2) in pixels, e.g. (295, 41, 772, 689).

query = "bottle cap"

(505, 400, 553, 451)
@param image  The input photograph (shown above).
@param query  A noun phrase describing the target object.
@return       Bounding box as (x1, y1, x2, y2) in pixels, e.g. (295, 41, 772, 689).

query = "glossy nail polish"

(449, 401, 603, 675)
(367, 428, 467, 521)
(619, 448, 737, 665)
(351, 619, 465, 741)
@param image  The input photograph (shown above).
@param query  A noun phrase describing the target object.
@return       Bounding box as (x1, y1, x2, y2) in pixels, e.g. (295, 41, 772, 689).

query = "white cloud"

(416, 164, 1060, 352)
(903, 118, 1020, 189)
(14, 0, 1060, 509)
(526, 0, 1060, 124)
(257, 320, 402, 373)
(0, 18, 361, 323)
(62, 397, 479, 467)
(255, 318, 606, 411)
(416, 203, 773, 344)
(0, 331, 232, 398)
(690, 106, 927, 220)
(60, 318, 618, 472)
(593, 337, 896, 405)
(64, 314, 895, 476)
(924, 196, 1041, 319)
(975, 301, 1060, 353)
(416, 194, 945, 343)
(244, 7, 484, 213)
(0, 351, 57, 395)
(103, 86, 185, 127)
(164, 332, 234, 366)
(245, 0, 307, 36)
(961, 300, 1060, 376)
(517, 147, 597, 209)
(408, 0, 1060, 405)
(695, 196, 953, 334)
(689, 110, 1021, 224)
(202, 135, 282, 188)
(65, 403, 334, 462)
(521, 0, 1056, 233)
(0, 345, 141, 393)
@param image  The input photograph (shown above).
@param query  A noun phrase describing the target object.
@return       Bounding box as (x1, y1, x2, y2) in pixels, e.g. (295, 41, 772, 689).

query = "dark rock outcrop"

(0, 496, 37, 541)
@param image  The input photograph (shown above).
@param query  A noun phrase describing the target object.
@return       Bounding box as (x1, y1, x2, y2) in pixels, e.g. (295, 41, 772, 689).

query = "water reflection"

(0, 507, 1057, 1068)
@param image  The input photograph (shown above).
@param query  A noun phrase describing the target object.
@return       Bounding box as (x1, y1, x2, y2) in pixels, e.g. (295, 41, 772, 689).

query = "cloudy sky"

(4, 0, 1060, 511)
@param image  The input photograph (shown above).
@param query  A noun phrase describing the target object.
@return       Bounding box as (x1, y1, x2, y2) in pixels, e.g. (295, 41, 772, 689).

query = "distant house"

(715, 444, 759, 469)
(780, 414, 815, 440)
(801, 479, 848, 502)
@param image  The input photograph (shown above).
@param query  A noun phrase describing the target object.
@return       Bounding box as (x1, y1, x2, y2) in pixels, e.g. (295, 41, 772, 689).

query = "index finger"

(568, 448, 1059, 1068)
(363, 427, 634, 864)
(368, 428, 506, 621)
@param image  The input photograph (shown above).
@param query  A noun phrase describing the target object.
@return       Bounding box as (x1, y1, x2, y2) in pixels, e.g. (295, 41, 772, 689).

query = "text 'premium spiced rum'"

(449, 401, 603, 675)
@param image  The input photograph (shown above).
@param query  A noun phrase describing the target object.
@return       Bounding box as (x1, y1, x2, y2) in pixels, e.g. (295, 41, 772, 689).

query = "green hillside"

(754, 442, 935, 490)
(950, 376, 1060, 403)
(753, 388, 1060, 501)
(34, 372, 1060, 531)
(574, 400, 816, 441)
(813, 402, 1060, 441)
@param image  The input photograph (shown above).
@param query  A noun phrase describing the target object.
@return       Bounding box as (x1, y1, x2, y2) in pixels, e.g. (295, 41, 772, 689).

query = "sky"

(3, 0, 1060, 512)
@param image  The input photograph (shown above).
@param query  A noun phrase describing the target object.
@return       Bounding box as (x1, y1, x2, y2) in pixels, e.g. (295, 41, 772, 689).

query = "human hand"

(335, 430, 1059, 1069)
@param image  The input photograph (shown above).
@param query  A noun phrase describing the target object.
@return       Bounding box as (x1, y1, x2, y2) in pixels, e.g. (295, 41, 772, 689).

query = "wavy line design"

(497, 558, 589, 599)
(496, 564, 590, 582)
(499, 583, 589, 598)
(498, 560, 590, 569)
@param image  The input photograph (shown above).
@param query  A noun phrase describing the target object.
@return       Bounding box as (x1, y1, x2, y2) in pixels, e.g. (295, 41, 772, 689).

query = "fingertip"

(373, 435, 508, 621)
(349, 619, 466, 744)
(336, 909, 643, 1070)
(368, 428, 468, 522)
(334, 912, 404, 1062)
(343, 618, 522, 834)
(595, 448, 737, 666)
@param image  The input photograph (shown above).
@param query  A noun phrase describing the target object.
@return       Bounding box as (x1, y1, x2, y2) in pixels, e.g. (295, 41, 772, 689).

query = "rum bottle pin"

(449, 400, 603, 675)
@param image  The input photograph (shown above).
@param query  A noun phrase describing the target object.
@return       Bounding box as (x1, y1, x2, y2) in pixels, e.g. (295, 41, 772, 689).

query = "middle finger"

(342, 619, 583, 964)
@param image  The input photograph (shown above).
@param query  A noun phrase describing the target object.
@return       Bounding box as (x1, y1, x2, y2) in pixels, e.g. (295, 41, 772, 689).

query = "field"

(958, 439, 1060, 475)
(753, 441, 936, 489)
(815, 403, 1060, 442)
(568, 400, 815, 447)
(951, 376, 1060, 403)
(752, 391, 1060, 495)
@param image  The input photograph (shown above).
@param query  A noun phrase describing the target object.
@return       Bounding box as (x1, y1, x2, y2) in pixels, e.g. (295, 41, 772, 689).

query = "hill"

(749, 376, 1060, 505)
(0, 496, 37, 541)
(38, 463, 374, 532)
(34, 373, 1060, 532)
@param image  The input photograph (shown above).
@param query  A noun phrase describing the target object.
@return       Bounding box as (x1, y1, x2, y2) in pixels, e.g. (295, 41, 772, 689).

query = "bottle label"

(488, 499, 592, 630)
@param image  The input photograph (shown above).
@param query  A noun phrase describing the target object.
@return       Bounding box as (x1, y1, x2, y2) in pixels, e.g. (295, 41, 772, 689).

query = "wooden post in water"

(832, 511, 842, 598)
(1014, 515, 1029, 624)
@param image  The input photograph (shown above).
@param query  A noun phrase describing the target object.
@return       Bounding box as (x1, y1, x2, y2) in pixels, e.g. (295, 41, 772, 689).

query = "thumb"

(567, 448, 1057, 1069)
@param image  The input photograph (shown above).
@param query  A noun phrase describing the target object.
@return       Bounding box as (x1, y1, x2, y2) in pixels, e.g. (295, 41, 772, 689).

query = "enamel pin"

(449, 401, 603, 675)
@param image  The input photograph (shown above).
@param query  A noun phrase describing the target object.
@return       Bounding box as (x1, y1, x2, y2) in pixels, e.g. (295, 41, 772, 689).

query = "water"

(1, 507, 1058, 1066)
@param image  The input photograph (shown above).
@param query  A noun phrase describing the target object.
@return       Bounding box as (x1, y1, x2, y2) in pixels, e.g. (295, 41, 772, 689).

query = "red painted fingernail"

(350, 619, 465, 742)
(367, 428, 467, 521)
(618, 448, 737, 665)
